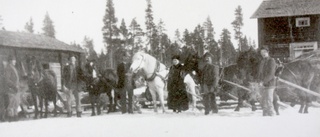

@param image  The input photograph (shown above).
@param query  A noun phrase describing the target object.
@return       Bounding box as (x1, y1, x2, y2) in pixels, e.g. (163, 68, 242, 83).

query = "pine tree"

(102, 0, 118, 68)
(129, 18, 144, 52)
(240, 36, 250, 51)
(82, 36, 98, 61)
(231, 5, 244, 51)
(156, 19, 167, 61)
(24, 17, 34, 33)
(42, 12, 55, 38)
(145, 0, 157, 54)
(174, 29, 181, 43)
(219, 28, 236, 66)
(203, 16, 219, 62)
(192, 25, 205, 56)
(119, 18, 129, 50)
(182, 29, 192, 47)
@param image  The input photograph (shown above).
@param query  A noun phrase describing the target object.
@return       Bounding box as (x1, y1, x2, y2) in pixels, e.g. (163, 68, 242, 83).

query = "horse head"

(26, 56, 43, 84)
(129, 52, 146, 74)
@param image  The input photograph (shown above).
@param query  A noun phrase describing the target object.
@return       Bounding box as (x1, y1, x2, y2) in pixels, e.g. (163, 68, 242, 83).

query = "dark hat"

(8, 55, 16, 61)
(203, 52, 213, 59)
(260, 46, 269, 52)
(171, 55, 180, 60)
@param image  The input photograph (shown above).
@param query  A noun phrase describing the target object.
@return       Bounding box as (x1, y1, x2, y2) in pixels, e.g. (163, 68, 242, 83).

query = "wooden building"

(251, 0, 320, 61)
(0, 30, 85, 90)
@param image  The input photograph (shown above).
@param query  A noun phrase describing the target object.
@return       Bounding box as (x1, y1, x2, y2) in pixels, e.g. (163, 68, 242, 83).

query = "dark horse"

(276, 59, 316, 113)
(26, 56, 59, 118)
(83, 66, 118, 116)
(219, 63, 259, 112)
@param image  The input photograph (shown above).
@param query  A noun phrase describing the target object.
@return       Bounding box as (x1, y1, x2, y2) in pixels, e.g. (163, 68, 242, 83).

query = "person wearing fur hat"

(167, 55, 189, 113)
(200, 52, 220, 115)
(4, 55, 20, 121)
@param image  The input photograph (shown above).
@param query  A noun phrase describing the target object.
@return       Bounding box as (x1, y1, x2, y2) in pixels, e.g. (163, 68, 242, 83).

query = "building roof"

(251, 0, 320, 19)
(0, 30, 84, 53)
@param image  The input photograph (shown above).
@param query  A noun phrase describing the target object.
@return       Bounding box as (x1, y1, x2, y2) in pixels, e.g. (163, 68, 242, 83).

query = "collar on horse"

(145, 61, 161, 82)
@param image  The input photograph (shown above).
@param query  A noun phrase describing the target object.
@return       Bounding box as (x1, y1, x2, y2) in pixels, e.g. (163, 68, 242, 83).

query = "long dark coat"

(167, 63, 188, 111)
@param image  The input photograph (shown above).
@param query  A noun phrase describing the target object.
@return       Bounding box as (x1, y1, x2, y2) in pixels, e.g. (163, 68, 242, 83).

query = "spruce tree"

(83, 36, 98, 61)
(219, 28, 236, 66)
(102, 0, 118, 68)
(145, 0, 157, 54)
(129, 18, 144, 52)
(231, 5, 244, 51)
(25, 17, 34, 33)
(42, 12, 55, 38)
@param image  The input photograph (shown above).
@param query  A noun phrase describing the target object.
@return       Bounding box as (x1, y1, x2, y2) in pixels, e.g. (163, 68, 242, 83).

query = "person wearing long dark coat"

(167, 55, 189, 113)
(117, 51, 134, 114)
(4, 55, 20, 121)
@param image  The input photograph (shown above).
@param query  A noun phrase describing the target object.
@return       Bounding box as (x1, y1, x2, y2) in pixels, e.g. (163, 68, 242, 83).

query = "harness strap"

(145, 61, 161, 82)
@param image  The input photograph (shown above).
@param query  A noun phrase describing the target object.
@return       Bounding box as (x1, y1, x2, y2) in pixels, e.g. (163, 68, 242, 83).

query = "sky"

(0, 0, 263, 52)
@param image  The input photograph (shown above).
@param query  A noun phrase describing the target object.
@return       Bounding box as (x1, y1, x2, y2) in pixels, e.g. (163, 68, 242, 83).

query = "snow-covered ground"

(1, 105, 320, 137)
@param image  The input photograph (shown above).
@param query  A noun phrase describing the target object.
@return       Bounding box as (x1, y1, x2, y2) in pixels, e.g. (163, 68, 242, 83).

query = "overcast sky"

(0, 0, 262, 52)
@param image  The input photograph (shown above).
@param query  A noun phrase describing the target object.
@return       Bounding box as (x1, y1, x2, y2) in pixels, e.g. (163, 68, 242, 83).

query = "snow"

(1, 105, 320, 137)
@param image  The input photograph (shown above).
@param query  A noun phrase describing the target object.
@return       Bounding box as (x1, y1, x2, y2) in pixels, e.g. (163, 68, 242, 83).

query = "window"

(296, 17, 310, 27)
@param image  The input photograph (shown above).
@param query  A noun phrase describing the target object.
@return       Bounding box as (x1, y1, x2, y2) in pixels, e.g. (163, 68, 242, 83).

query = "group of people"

(167, 52, 220, 115)
(63, 51, 135, 117)
(0, 46, 277, 122)
(167, 46, 277, 116)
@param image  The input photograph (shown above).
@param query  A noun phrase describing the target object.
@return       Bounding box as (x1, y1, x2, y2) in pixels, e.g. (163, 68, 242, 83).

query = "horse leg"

(107, 90, 114, 113)
(235, 94, 243, 112)
(298, 95, 305, 113)
(157, 88, 166, 113)
(250, 100, 257, 111)
(53, 96, 58, 117)
(149, 89, 158, 113)
(273, 93, 280, 115)
(89, 92, 96, 116)
(31, 91, 38, 119)
(304, 96, 311, 114)
(39, 97, 43, 118)
(97, 94, 101, 115)
(44, 98, 48, 118)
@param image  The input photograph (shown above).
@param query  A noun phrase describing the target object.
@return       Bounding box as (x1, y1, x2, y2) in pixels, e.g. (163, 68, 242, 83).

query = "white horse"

(129, 52, 200, 113)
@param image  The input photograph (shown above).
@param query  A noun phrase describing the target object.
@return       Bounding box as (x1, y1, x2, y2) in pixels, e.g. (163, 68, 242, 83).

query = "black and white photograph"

(0, 0, 320, 137)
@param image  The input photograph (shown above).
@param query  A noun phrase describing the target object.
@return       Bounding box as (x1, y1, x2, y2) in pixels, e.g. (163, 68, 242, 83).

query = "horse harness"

(144, 61, 168, 83)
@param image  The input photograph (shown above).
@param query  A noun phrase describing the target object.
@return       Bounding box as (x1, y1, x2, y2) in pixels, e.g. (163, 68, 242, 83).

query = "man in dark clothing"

(167, 55, 189, 113)
(4, 55, 20, 121)
(200, 52, 219, 115)
(258, 47, 277, 116)
(117, 51, 134, 114)
(63, 56, 83, 117)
